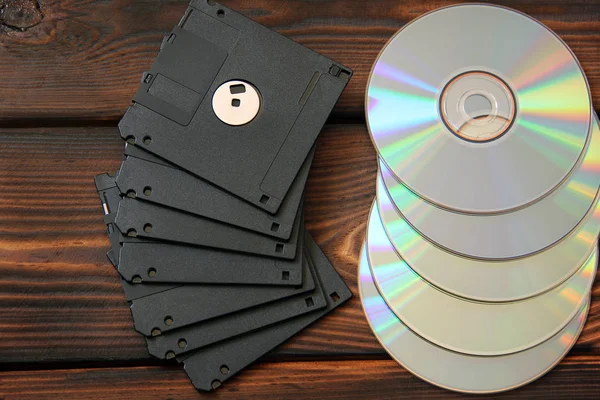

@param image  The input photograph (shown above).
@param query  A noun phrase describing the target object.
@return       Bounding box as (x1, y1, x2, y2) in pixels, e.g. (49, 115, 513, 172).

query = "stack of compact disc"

(361, 4, 600, 394)
(93, 0, 353, 391)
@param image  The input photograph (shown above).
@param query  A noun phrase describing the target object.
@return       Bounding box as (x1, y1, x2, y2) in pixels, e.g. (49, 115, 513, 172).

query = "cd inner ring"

(439, 71, 516, 143)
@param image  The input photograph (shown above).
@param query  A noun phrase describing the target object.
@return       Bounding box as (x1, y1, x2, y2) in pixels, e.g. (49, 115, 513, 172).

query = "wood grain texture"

(1, 125, 600, 367)
(0, 0, 599, 122)
(1, 0, 600, 397)
(3, 356, 600, 399)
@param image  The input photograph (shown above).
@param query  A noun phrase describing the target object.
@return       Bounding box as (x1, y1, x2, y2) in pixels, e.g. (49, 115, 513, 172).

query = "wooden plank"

(2, 356, 600, 399)
(1, 125, 600, 364)
(1, 0, 599, 122)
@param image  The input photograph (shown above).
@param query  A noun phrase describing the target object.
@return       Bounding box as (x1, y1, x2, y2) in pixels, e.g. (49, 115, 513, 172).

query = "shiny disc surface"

(379, 115, 600, 259)
(376, 169, 600, 302)
(359, 244, 590, 394)
(366, 4, 591, 214)
(366, 201, 597, 355)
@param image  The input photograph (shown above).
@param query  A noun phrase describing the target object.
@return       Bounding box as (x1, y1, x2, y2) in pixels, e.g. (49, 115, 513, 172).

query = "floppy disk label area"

(134, 22, 234, 126)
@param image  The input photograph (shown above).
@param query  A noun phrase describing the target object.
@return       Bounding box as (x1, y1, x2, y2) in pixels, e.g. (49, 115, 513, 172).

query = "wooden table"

(1, 1, 599, 398)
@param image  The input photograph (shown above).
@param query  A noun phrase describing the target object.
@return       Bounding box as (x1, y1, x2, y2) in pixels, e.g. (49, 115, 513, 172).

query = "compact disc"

(366, 201, 597, 355)
(379, 114, 600, 260)
(366, 4, 591, 214)
(376, 172, 600, 302)
(359, 244, 589, 394)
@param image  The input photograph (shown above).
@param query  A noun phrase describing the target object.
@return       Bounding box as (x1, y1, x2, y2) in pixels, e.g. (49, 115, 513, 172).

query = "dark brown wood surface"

(1, 0, 599, 398)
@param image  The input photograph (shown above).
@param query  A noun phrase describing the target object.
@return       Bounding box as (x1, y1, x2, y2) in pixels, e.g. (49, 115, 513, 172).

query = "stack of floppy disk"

(94, 0, 352, 391)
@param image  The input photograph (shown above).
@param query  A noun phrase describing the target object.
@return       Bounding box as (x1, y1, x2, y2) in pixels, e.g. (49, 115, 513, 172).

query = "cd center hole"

(464, 94, 492, 120)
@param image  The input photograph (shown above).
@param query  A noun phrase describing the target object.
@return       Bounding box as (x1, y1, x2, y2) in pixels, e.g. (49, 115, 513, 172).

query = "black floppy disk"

(117, 144, 313, 240)
(145, 257, 327, 359)
(179, 233, 353, 391)
(96, 173, 304, 286)
(114, 197, 302, 259)
(119, 0, 352, 213)
(118, 238, 304, 286)
(128, 251, 315, 337)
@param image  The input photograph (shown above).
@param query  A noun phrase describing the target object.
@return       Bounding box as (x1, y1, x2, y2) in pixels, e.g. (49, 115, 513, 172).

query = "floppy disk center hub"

(212, 80, 261, 126)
